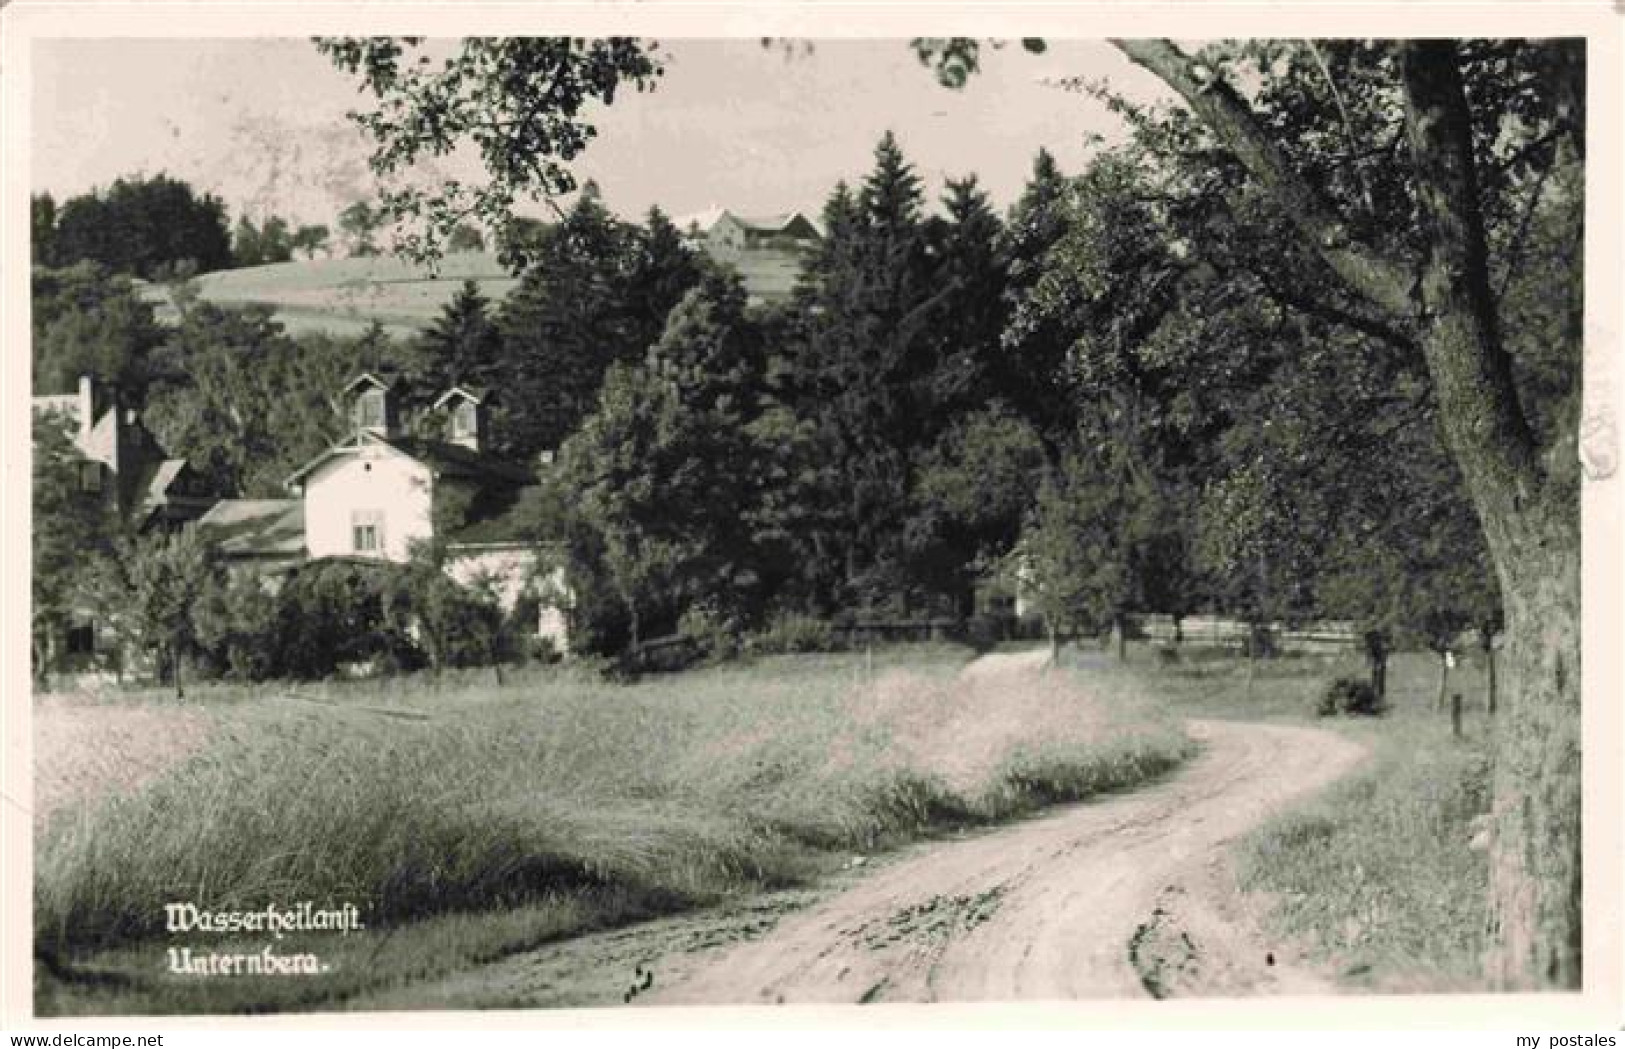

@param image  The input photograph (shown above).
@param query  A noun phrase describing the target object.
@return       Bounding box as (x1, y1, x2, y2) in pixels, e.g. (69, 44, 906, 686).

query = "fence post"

(1451, 692, 1463, 739)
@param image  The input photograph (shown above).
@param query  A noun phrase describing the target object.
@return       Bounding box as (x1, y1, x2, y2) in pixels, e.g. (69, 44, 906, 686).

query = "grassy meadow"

(1060, 643, 1497, 993)
(34, 643, 1192, 1014)
(139, 252, 522, 341)
(137, 248, 800, 342)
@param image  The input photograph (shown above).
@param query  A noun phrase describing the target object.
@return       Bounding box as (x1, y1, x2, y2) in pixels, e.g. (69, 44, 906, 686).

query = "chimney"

(77, 374, 96, 446)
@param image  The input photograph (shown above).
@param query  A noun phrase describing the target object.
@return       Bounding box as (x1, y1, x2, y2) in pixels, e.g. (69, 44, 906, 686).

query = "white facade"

(300, 443, 434, 561)
(445, 545, 571, 652)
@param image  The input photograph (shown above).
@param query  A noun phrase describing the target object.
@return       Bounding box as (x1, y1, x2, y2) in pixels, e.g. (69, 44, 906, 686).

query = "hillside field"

(139, 248, 805, 340)
(139, 252, 522, 340)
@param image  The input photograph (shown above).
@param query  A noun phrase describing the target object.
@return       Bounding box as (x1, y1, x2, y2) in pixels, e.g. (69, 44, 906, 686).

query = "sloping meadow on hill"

(34, 645, 1192, 1015)
(139, 252, 523, 340)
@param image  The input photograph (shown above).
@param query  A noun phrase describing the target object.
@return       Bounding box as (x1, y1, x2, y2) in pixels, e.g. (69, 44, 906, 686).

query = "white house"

(33, 374, 217, 670)
(32, 374, 215, 532)
(202, 373, 571, 650)
(676, 208, 822, 304)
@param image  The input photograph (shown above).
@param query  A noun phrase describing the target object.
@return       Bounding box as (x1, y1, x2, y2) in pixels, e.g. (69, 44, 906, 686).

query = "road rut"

(654, 712, 1366, 1004)
(363, 651, 1367, 1009)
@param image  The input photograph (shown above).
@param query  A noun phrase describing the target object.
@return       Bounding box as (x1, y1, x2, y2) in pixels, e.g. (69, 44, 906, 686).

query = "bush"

(194, 571, 281, 680)
(1318, 675, 1385, 716)
(523, 634, 563, 665)
(747, 612, 839, 655)
(949, 612, 1010, 653)
(675, 604, 741, 662)
(273, 560, 420, 679)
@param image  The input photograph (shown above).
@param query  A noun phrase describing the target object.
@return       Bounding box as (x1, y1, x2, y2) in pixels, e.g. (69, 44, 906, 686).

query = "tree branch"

(1111, 39, 1416, 320)
(1254, 271, 1419, 357)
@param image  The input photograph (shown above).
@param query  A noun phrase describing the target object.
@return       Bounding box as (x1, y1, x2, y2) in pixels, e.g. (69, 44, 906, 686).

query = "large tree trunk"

(1113, 37, 1583, 988)
(1401, 46, 1582, 989)
(1484, 515, 1581, 988)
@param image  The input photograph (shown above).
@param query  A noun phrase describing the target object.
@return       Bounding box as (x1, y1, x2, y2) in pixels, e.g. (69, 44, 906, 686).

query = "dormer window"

(433, 386, 487, 451)
(452, 401, 477, 440)
(344, 372, 398, 438)
(356, 389, 385, 430)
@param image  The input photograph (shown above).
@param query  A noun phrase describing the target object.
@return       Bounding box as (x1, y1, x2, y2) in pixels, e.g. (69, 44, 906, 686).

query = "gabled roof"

(196, 499, 306, 559)
(431, 385, 490, 409)
(342, 371, 397, 394)
(732, 211, 820, 236)
(139, 459, 188, 504)
(385, 435, 533, 485)
(677, 208, 822, 240)
(284, 432, 533, 489)
(676, 205, 727, 234)
(444, 486, 551, 547)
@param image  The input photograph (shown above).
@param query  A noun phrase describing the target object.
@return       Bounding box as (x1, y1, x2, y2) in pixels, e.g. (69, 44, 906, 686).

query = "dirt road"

(365, 651, 1367, 1010)
(656, 718, 1366, 1004)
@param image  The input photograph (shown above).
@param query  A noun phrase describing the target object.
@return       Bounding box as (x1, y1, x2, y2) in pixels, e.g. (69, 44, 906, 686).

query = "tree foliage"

(46, 174, 233, 278)
(555, 271, 767, 651)
(31, 409, 116, 682)
(31, 263, 167, 397)
(144, 300, 386, 496)
(233, 214, 295, 267)
(494, 190, 701, 460)
(316, 36, 664, 269)
(78, 529, 217, 698)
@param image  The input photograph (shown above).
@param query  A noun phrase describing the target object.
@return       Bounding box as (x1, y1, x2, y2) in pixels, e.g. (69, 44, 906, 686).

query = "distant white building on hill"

(198, 372, 570, 650)
(677, 208, 822, 304)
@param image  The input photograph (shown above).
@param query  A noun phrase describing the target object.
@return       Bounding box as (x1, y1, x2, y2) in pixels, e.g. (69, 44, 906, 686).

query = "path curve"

(362, 651, 1368, 1010)
(651, 652, 1368, 1004)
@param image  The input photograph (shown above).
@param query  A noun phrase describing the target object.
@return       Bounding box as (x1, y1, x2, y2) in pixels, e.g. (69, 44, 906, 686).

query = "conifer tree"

(496, 188, 635, 459)
(413, 280, 503, 396)
(998, 149, 1076, 458)
(788, 133, 947, 607)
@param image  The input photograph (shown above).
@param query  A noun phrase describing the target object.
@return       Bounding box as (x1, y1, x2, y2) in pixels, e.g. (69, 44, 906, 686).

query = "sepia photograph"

(4, 3, 1621, 1029)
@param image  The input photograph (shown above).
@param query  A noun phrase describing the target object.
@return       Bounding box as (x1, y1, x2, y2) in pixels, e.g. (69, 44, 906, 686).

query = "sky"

(30, 38, 1168, 230)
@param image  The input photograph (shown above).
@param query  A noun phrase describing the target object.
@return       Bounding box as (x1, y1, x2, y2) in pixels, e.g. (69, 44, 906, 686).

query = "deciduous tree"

(51, 174, 232, 278)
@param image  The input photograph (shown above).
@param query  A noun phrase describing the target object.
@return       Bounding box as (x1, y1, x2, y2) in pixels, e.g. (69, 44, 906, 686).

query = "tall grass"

(36, 646, 1190, 1010)
(1236, 735, 1490, 991)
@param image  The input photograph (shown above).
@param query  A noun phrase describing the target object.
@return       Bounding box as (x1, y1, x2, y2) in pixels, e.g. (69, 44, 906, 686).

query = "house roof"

(284, 432, 533, 489)
(431, 385, 490, 409)
(384, 435, 533, 485)
(733, 212, 820, 236)
(196, 499, 306, 559)
(444, 486, 548, 547)
(677, 208, 822, 239)
(342, 371, 398, 394)
(145, 459, 186, 497)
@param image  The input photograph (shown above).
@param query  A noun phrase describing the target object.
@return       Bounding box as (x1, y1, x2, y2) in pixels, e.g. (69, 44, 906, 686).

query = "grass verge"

(1063, 642, 1496, 991)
